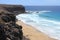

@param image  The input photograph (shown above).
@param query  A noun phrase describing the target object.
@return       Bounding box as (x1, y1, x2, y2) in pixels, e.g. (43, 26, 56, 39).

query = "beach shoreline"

(16, 20, 56, 40)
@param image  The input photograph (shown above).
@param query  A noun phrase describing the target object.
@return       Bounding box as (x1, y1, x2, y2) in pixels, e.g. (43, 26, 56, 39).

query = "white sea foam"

(39, 10, 51, 12)
(16, 11, 60, 40)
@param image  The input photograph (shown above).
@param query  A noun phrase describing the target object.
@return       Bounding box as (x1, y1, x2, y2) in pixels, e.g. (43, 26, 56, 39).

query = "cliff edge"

(0, 4, 25, 15)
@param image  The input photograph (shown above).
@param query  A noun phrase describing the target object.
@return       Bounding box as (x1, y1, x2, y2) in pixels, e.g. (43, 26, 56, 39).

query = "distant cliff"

(0, 4, 25, 15)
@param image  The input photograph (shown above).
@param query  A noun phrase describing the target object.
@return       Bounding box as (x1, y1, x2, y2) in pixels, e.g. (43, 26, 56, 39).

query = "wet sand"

(16, 21, 56, 40)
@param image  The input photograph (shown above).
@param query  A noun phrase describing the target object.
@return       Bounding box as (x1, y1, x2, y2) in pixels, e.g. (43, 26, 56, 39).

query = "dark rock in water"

(0, 12, 23, 40)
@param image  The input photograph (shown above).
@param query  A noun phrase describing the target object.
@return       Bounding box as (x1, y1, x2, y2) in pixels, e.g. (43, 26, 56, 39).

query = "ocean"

(25, 6, 60, 12)
(16, 6, 60, 40)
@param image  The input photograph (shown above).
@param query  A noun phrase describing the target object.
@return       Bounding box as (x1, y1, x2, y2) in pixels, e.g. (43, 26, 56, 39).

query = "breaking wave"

(16, 11, 60, 40)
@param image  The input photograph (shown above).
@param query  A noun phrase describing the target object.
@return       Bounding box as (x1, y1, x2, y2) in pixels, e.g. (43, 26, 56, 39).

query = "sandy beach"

(16, 21, 56, 40)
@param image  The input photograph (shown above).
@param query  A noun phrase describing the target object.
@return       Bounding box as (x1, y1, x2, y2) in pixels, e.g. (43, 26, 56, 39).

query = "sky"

(0, 0, 60, 6)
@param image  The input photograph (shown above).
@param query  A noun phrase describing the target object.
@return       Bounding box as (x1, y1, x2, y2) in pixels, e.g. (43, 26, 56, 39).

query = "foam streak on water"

(16, 11, 60, 40)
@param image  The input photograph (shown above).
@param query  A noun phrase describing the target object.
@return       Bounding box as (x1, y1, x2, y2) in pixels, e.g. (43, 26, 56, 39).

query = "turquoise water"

(16, 11, 60, 40)
(39, 12, 60, 21)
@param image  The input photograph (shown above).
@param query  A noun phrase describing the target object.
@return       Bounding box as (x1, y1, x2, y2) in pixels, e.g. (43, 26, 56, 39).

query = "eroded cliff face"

(0, 14, 23, 40)
(0, 4, 25, 15)
(0, 5, 25, 40)
(0, 4, 24, 40)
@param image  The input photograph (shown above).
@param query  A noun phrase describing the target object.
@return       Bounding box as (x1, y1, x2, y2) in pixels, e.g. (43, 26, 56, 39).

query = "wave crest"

(16, 11, 60, 40)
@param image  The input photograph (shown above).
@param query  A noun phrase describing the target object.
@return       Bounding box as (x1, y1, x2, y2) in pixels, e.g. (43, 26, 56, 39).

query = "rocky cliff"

(0, 4, 25, 15)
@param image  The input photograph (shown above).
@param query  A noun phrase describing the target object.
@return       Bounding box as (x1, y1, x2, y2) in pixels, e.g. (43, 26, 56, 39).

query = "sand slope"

(16, 21, 56, 40)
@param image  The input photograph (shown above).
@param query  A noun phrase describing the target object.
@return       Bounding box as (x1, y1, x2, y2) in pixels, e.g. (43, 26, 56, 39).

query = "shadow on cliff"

(23, 36, 30, 40)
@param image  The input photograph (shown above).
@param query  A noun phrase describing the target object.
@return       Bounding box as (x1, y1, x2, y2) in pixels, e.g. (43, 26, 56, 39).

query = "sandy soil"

(16, 21, 56, 40)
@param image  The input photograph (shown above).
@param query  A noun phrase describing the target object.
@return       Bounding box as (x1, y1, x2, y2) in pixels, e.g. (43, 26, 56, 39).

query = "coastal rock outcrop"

(0, 4, 25, 15)
(0, 8, 23, 40)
